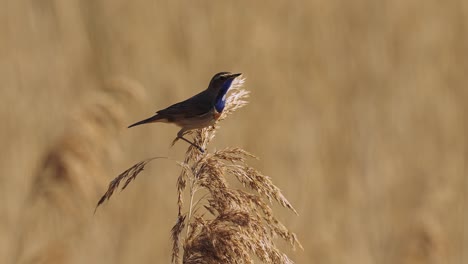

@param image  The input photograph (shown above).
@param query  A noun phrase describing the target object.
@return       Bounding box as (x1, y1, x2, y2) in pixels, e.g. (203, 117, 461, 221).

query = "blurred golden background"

(1, 1, 467, 263)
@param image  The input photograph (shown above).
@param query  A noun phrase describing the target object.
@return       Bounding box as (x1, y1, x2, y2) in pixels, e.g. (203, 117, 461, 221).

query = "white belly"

(174, 108, 217, 129)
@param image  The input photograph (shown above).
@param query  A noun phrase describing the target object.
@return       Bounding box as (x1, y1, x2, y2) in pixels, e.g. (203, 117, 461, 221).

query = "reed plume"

(96, 77, 301, 263)
(13, 77, 144, 264)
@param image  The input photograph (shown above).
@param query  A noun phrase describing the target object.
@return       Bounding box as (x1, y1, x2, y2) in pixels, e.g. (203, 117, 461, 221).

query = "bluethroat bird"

(128, 72, 242, 152)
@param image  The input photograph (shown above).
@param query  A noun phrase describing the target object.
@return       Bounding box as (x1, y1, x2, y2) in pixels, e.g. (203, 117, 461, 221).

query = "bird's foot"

(171, 137, 179, 147)
(196, 146, 205, 153)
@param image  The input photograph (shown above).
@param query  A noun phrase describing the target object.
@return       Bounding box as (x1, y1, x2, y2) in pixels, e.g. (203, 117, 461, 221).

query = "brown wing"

(156, 90, 214, 121)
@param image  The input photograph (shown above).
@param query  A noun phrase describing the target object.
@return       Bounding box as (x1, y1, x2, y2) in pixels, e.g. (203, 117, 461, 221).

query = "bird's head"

(208, 72, 242, 113)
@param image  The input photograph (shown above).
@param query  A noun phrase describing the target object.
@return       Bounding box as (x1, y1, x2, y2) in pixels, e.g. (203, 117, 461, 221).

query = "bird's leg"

(172, 129, 205, 153)
(178, 137, 205, 153)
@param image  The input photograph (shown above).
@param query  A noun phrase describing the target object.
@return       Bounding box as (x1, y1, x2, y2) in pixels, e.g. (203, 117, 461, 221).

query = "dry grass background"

(1, 0, 467, 263)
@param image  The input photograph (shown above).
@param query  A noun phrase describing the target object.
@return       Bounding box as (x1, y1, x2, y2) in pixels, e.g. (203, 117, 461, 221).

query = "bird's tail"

(128, 115, 162, 128)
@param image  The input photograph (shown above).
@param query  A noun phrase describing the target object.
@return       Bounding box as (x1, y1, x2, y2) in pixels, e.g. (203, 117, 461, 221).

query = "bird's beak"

(229, 73, 242, 79)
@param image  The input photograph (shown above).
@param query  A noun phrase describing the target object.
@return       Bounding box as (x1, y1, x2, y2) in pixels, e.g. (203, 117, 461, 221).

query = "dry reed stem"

(174, 77, 301, 263)
(95, 77, 300, 263)
(94, 157, 167, 213)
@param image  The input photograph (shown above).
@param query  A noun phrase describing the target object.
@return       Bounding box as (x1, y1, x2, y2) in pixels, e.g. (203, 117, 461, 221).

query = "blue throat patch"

(214, 79, 234, 112)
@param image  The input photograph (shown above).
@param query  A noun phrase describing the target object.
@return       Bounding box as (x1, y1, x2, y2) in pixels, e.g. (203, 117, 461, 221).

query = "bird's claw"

(171, 137, 179, 147)
(197, 146, 205, 153)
